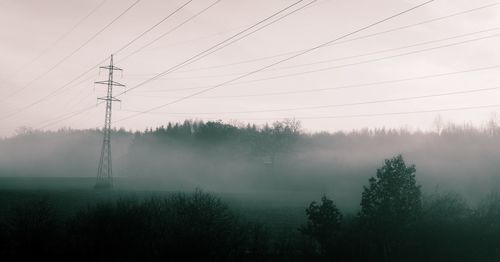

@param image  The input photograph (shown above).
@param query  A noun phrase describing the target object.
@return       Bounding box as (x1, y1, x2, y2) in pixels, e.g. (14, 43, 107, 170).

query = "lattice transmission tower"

(95, 54, 124, 189)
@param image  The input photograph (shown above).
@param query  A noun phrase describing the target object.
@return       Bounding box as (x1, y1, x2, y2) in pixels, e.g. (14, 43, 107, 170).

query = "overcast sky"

(1, 0, 500, 136)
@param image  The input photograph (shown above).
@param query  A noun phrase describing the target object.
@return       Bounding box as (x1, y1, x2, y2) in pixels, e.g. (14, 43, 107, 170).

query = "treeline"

(1, 155, 500, 261)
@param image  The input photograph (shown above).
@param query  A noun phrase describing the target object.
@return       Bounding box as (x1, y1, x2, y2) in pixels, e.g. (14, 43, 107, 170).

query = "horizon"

(3, 114, 500, 139)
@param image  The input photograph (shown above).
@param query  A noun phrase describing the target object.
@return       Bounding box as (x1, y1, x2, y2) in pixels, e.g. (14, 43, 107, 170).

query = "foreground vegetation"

(2, 155, 500, 261)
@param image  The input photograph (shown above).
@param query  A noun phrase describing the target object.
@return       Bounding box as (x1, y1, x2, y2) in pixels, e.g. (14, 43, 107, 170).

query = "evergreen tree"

(359, 154, 421, 260)
(300, 195, 342, 258)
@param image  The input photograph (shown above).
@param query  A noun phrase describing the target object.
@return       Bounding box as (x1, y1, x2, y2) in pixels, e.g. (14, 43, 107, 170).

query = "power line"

(25, 103, 500, 126)
(1, 0, 196, 120)
(48, 96, 500, 129)
(246, 104, 500, 121)
(13, 0, 491, 127)
(228, 33, 500, 85)
(37, 104, 97, 129)
(31, 0, 496, 130)
(35, 63, 500, 128)
(171, 1, 500, 74)
(8, 0, 498, 130)
(113, 0, 194, 55)
(13, 2, 224, 130)
(44, 0, 200, 103)
(0, 0, 108, 87)
(1, 0, 142, 102)
(115, 0, 317, 96)
(261, 28, 500, 73)
(133, 26, 500, 81)
(58, 0, 196, 107)
(46, 101, 500, 129)
(58, 0, 222, 104)
(35, 0, 319, 129)
(112, 0, 436, 124)
(142, 23, 254, 52)
(119, 85, 500, 115)
(117, 0, 224, 63)
(127, 64, 500, 98)
(118, 0, 329, 62)
(61, 75, 99, 109)
(140, 0, 324, 76)
(204, 65, 500, 98)
(0, 58, 108, 121)
(135, 30, 500, 94)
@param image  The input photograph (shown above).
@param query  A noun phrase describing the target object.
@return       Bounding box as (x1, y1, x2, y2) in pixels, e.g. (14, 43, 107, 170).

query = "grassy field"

(0, 177, 313, 237)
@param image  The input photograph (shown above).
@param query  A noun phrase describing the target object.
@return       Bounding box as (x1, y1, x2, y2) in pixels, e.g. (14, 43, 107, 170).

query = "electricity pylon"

(95, 54, 124, 189)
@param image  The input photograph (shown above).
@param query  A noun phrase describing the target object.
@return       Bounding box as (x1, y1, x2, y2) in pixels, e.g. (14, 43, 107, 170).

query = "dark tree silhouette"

(475, 193, 500, 257)
(256, 119, 301, 168)
(359, 154, 421, 261)
(300, 195, 342, 258)
(4, 200, 62, 260)
(414, 192, 474, 261)
(66, 190, 259, 261)
(195, 120, 238, 142)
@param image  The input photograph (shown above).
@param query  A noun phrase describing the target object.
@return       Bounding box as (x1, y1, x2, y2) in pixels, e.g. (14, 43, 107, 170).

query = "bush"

(300, 195, 342, 258)
(67, 190, 262, 261)
(3, 200, 62, 260)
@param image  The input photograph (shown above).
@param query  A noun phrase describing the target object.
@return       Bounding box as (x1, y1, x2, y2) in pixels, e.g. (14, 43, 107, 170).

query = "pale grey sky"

(1, 0, 500, 136)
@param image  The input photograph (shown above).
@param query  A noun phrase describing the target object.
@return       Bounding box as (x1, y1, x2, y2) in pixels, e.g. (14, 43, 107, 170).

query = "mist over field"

(2, 119, 500, 210)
